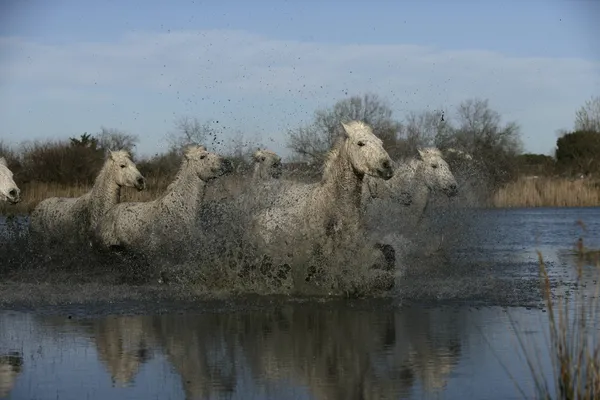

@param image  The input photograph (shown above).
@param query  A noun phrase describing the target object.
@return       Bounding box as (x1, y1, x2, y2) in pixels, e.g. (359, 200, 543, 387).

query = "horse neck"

(252, 163, 266, 181)
(88, 162, 121, 227)
(320, 147, 363, 219)
(159, 161, 206, 215)
(412, 160, 433, 216)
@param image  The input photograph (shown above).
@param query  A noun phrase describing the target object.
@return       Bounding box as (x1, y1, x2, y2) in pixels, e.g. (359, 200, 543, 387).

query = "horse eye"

(120, 164, 126, 168)
(261, 157, 266, 162)
(357, 141, 365, 147)
(200, 155, 206, 160)
(431, 164, 438, 169)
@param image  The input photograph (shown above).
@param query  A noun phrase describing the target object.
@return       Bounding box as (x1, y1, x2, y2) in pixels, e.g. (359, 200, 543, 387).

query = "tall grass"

(3, 176, 599, 215)
(513, 224, 600, 399)
(493, 177, 600, 208)
(0, 174, 250, 215)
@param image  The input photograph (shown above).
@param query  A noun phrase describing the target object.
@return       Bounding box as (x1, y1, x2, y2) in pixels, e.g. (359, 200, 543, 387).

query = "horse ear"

(182, 145, 193, 160)
(340, 122, 352, 138)
(0, 157, 6, 166)
(417, 148, 425, 160)
(108, 150, 116, 161)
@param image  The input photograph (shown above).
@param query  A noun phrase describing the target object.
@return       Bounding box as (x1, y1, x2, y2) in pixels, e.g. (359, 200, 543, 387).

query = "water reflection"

(152, 314, 238, 399)
(0, 352, 23, 399)
(92, 316, 155, 387)
(0, 305, 516, 400)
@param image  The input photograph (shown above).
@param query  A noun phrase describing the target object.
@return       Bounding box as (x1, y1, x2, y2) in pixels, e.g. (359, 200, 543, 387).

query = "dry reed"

(493, 177, 600, 208)
(511, 223, 600, 399)
(0, 173, 250, 215)
(3, 176, 600, 215)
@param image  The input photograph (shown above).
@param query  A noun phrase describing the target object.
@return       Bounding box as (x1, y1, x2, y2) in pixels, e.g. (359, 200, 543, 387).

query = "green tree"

(515, 153, 555, 176)
(556, 130, 600, 177)
(70, 133, 98, 149)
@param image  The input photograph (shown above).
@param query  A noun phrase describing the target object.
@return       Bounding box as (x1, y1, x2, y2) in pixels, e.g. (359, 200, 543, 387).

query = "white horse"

(29, 150, 146, 243)
(252, 149, 282, 181)
(94, 145, 233, 253)
(363, 147, 459, 258)
(364, 147, 458, 228)
(0, 158, 20, 204)
(253, 121, 394, 260)
(440, 147, 485, 207)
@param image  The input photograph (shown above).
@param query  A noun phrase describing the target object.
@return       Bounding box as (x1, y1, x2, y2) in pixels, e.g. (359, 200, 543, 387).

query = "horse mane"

(183, 144, 207, 159)
(253, 149, 279, 161)
(110, 149, 133, 160)
(418, 147, 443, 158)
(321, 135, 346, 180)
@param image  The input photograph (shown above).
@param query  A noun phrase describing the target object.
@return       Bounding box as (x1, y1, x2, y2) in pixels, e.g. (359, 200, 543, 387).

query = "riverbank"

(492, 177, 600, 208)
(2, 177, 600, 215)
(0, 174, 247, 215)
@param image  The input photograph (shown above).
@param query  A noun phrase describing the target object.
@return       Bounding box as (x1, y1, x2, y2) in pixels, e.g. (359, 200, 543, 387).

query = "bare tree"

(443, 98, 522, 157)
(574, 95, 600, 133)
(436, 98, 522, 186)
(401, 109, 451, 154)
(96, 127, 139, 154)
(167, 116, 219, 152)
(287, 93, 402, 163)
(219, 130, 263, 173)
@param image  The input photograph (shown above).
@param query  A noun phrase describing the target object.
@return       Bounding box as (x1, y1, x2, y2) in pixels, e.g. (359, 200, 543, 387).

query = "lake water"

(1, 207, 600, 399)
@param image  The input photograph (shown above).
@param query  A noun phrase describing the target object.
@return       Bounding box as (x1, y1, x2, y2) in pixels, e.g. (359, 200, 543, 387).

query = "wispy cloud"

(0, 29, 599, 156)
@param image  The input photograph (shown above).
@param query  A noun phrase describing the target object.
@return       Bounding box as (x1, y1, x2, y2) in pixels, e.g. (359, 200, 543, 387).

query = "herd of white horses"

(1, 120, 475, 274)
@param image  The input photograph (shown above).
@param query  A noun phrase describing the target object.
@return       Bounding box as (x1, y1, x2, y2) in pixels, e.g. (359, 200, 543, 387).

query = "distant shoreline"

(1, 176, 600, 216)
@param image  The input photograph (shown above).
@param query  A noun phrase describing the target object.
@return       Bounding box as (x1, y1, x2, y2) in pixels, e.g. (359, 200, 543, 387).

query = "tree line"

(1, 94, 599, 187)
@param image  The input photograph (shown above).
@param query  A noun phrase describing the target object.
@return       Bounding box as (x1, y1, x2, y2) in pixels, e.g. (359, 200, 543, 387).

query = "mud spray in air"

(0, 143, 549, 310)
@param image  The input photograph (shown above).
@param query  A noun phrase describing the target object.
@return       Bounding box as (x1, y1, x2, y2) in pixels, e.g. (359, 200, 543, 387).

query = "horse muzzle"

(444, 183, 459, 197)
(221, 159, 234, 175)
(376, 167, 394, 180)
(272, 167, 283, 179)
(135, 177, 147, 191)
(5, 188, 21, 204)
(376, 160, 394, 180)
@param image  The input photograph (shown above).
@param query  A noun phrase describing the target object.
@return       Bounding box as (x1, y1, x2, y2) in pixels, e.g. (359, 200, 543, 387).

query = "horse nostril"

(382, 160, 391, 169)
(137, 177, 145, 185)
(8, 189, 17, 198)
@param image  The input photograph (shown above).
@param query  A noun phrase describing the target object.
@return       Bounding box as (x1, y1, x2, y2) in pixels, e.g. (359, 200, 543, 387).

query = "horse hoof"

(374, 243, 396, 271)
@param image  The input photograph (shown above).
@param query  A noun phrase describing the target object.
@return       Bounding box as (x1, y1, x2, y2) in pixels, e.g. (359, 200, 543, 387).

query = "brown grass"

(518, 246, 599, 399)
(493, 177, 600, 208)
(3, 175, 600, 215)
(0, 173, 252, 215)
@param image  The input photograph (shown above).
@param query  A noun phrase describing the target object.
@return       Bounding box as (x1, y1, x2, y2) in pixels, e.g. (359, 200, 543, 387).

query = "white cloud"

(0, 29, 599, 157)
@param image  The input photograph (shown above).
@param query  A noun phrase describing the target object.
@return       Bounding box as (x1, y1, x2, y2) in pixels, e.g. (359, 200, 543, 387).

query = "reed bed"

(493, 178, 600, 208)
(509, 224, 600, 399)
(3, 176, 600, 215)
(0, 173, 249, 215)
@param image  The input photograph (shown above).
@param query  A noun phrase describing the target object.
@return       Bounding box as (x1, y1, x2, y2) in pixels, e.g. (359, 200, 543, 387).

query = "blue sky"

(0, 0, 599, 158)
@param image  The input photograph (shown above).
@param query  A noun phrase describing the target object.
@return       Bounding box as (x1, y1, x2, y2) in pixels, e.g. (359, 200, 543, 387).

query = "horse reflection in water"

(91, 316, 155, 387)
(33, 305, 470, 400)
(0, 352, 23, 399)
(150, 315, 238, 400)
(234, 307, 466, 400)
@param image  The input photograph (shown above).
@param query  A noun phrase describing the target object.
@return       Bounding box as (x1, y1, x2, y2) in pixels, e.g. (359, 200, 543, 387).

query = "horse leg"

(373, 242, 396, 271)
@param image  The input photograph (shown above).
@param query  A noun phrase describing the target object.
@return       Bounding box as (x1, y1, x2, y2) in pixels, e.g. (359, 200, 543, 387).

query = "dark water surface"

(1, 207, 600, 399)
